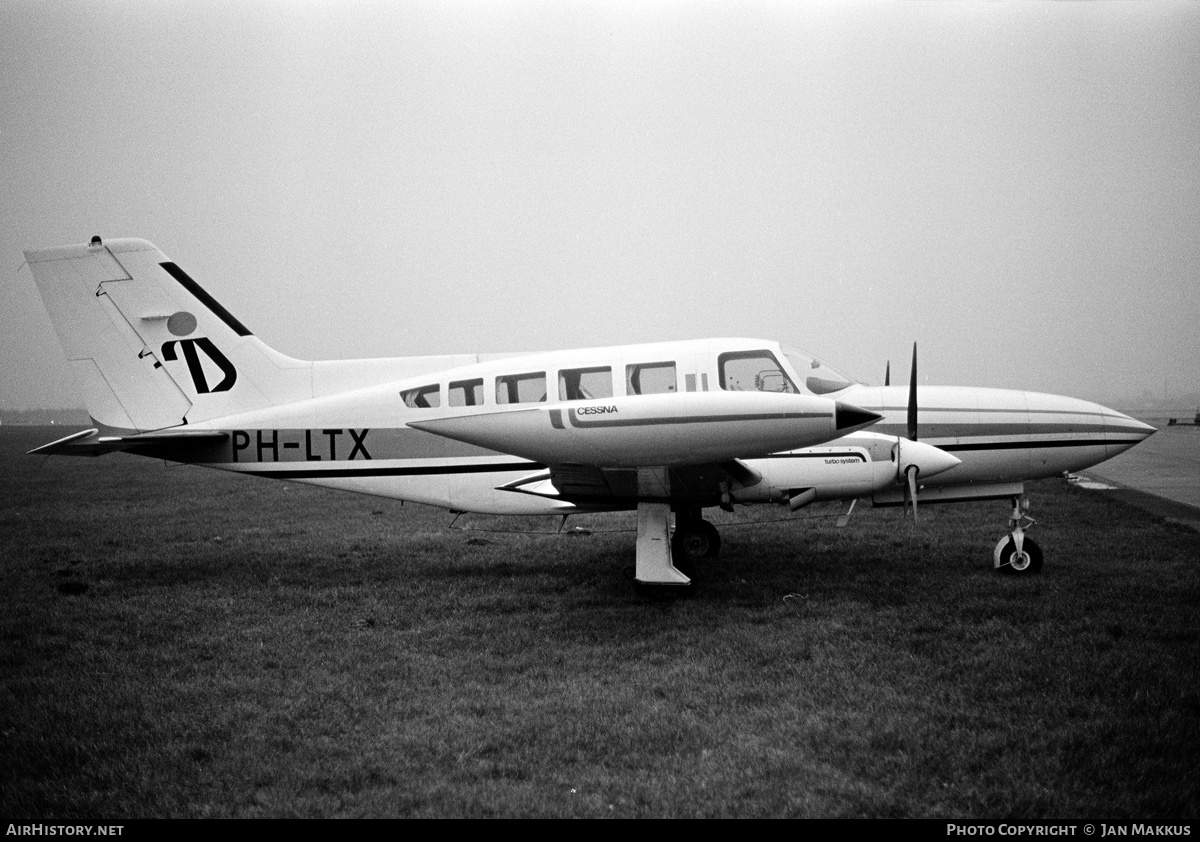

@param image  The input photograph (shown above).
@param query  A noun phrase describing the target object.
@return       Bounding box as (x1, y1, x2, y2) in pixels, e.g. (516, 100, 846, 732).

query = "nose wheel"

(994, 534, 1043, 574)
(994, 495, 1043, 575)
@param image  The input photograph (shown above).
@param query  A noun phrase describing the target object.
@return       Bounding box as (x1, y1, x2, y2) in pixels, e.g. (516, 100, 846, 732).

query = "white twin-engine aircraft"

(25, 237, 1154, 589)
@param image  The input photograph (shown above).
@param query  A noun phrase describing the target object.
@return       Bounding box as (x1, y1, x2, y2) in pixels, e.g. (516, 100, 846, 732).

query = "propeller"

(903, 343, 919, 521)
(884, 360, 890, 387)
(907, 342, 918, 442)
(891, 344, 961, 522)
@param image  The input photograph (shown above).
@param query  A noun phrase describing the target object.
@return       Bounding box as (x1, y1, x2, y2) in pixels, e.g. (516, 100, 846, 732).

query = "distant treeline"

(0, 409, 91, 426)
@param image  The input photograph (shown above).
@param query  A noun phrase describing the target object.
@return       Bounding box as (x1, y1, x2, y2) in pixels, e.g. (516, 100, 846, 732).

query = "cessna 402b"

(24, 237, 1155, 589)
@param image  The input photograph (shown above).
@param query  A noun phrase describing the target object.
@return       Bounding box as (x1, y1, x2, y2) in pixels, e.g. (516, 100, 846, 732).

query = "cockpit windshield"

(780, 345, 856, 395)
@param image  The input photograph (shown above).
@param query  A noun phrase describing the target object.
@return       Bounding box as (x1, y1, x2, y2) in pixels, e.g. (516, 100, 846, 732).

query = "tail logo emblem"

(161, 338, 237, 394)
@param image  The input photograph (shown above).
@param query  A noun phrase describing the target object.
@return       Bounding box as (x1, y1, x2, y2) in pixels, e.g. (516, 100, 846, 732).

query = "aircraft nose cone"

(1100, 406, 1156, 438)
(1128, 417, 1157, 438)
(834, 402, 883, 431)
(1099, 407, 1156, 458)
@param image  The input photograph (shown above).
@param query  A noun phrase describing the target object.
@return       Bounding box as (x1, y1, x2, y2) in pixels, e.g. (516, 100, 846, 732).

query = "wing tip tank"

(834, 402, 883, 431)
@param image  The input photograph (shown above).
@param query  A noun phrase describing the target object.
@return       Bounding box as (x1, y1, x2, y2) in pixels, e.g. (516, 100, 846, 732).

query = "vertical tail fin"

(24, 237, 312, 431)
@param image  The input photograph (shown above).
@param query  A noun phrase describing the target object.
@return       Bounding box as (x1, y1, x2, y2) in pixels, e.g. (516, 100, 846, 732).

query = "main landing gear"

(633, 502, 722, 594)
(671, 509, 721, 568)
(994, 495, 1043, 575)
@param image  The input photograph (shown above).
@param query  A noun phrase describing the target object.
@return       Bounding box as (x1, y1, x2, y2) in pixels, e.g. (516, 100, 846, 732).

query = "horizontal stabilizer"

(28, 428, 229, 457)
(27, 428, 102, 455)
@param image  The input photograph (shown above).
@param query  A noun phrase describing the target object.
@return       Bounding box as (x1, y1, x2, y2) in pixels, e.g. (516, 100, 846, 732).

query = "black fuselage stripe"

(939, 438, 1146, 452)
(238, 462, 541, 479)
(567, 410, 828, 428)
(874, 406, 1112, 417)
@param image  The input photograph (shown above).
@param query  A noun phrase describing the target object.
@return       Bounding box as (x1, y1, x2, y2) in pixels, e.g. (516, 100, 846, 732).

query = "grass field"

(2, 425, 1198, 819)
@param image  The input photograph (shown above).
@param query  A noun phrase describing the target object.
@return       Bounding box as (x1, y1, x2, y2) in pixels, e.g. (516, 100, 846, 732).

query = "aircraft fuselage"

(142, 339, 1152, 517)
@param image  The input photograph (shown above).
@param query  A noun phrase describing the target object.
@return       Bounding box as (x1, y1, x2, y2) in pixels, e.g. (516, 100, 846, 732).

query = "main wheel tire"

(994, 536, 1043, 575)
(672, 519, 721, 563)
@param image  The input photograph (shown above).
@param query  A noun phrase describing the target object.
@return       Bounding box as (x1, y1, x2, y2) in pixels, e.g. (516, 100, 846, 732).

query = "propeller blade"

(907, 342, 918, 442)
(906, 464, 920, 523)
(884, 360, 890, 387)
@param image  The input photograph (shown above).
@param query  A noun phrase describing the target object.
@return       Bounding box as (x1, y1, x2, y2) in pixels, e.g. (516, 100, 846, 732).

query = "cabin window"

(558, 366, 613, 401)
(626, 362, 676, 395)
(496, 372, 547, 404)
(448, 378, 484, 407)
(718, 350, 797, 393)
(400, 384, 441, 409)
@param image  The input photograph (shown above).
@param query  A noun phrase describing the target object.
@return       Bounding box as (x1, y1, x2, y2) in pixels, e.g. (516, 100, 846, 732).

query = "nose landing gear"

(994, 495, 1042, 575)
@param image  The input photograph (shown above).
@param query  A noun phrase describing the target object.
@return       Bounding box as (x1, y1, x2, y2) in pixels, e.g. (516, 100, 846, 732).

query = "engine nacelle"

(745, 432, 961, 505)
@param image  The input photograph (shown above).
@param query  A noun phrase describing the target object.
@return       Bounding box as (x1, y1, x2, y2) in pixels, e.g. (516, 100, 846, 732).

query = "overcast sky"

(3, 0, 1198, 412)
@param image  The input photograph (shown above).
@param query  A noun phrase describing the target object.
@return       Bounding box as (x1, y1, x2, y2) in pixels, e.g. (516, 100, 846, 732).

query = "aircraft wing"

(410, 392, 879, 509)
